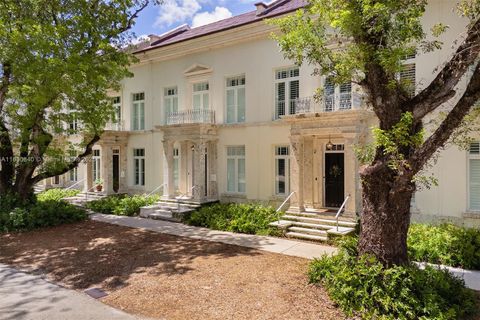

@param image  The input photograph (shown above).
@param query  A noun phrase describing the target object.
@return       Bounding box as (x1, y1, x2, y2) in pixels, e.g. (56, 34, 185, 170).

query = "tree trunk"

(358, 165, 414, 266)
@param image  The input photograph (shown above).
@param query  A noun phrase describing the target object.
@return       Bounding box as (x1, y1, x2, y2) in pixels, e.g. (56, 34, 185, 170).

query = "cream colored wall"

(100, 1, 479, 223)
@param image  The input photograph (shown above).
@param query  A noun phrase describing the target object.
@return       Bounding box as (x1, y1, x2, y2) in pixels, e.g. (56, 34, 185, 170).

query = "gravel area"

(0, 220, 344, 320)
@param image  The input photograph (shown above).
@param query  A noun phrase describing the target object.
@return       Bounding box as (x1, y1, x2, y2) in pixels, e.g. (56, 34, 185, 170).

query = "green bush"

(309, 250, 478, 320)
(184, 203, 281, 236)
(86, 194, 159, 216)
(0, 200, 87, 232)
(408, 223, 480, 269)
(37, 188, 80, 202)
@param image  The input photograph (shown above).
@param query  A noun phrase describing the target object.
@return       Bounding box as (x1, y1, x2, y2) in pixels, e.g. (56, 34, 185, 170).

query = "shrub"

(408, 223, 480, 269)
(184, 203, 282, 236)
(0, 200, 87, 232)
(86, 194, 159, 216)
(309, 250, 478, 320)
(37, 188, 81, 202)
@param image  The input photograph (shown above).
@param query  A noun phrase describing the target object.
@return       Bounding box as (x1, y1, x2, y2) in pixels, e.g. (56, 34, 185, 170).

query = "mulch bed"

(0, 220, 344, 320)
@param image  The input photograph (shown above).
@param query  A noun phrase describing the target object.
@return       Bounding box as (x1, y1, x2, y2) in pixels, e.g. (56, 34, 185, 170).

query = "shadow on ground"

(0, 220, 261, 291)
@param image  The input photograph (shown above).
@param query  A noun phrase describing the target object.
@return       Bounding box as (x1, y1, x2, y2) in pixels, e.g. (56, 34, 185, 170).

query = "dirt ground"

(0, 220, 344, 320)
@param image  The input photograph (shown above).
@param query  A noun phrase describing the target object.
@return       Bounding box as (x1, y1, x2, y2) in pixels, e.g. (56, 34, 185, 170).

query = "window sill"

(221, 193, 247, 199)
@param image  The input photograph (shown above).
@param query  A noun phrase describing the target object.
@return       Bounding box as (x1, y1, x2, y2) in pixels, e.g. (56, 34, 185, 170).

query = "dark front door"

(325, 153, 345, 208)
(112, 153, 120, 193)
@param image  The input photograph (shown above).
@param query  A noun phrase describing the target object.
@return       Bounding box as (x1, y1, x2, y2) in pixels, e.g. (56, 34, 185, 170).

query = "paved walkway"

(91, 214, 480, 291)
(91, 213, 337, 259)
(0, 264, 143, 320)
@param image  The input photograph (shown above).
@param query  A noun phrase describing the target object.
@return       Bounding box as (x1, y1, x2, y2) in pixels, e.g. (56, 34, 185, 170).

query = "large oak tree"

(0, 0, 157, 200)
(273, 0, 480, 266)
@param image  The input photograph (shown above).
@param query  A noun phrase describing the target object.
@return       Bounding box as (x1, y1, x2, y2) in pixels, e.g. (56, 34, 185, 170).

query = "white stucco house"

(44, 0, 480, 230)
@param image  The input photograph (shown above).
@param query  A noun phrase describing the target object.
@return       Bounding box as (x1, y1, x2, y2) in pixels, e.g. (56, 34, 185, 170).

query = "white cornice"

(132, 21, 277, 66)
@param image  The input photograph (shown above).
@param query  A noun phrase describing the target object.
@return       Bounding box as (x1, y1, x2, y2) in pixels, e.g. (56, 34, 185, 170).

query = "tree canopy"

(0, 0, 157, 198)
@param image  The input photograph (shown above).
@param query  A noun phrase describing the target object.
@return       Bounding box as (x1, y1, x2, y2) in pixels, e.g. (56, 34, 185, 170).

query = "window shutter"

(289, 80, 300, 114)
(132, 104, 138, 130)
(400, 63, 416, 97)
(203, 93, 209, 110)
(324, 78, 335, 111)
(470, 159, 480, 210)
(275, 82, 286, 118)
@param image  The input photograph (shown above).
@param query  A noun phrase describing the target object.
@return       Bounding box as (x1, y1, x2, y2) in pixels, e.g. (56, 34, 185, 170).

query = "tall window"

(113, 96, 121, 128)
(226, 75, 246, 123)
(193, 82, 209, 110)
(92, 150, 101, 182)
(173, 147, 180, 191)
(275, 67, 299, 119)
(69, 118, 78, 132)
(324, 78, 352, 111)
(132, 92, 145, 130)
(69, 167, 78, 182)
(469, 142, 480, 211)
(134, 148, 145, 186)
(275, 146, 290, 195)
(164, 87, 178, 124)
(227, 146, 245, 193)
(69, 151, 78, 182)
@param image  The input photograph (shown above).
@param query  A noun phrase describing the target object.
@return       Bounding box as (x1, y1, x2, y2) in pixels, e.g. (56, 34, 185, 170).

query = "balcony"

(276, 93, 362, 119)
(166, 109, 216, 125)
(105, 120, 125, 131)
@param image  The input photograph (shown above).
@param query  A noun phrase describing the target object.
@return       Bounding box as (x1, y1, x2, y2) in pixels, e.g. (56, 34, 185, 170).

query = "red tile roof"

(134, 0, 308, 53)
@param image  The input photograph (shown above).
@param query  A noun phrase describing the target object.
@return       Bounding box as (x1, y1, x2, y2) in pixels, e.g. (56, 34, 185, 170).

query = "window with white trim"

(113, 96, 121, 127)
(275, 67, 299, 119)
(92, 150, 101, 182)
(193, 82, 209, 110)
(324, 78, 352, 111)
(173, 147, 179, 191)
(164, 87, 178, 124)
(226, 146, 245, 193)
(469, 142, 480, 211)
(275, 146, 290, 195)
(69, 151, 78, 182)
(69, 118, 78, 132)
(134, 148, 145, 186)
(226, 75, 246, 123)
(132, 92, 145, 130)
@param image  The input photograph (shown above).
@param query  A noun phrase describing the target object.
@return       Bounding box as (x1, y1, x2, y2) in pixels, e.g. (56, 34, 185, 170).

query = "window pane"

(193, 94, 201, 109)
(203, 93, 209, 109)
(275, 82, 286, 118)
(237, 87, 245, 122)
(140, 102, 145, 130)
(227, 159, 235, 192)
(226, 89, 235, 123)
(238, 158, 245, 193)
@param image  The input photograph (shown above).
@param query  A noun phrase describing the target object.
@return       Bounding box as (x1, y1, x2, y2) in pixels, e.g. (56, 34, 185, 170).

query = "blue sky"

(131, 0, 259, 38)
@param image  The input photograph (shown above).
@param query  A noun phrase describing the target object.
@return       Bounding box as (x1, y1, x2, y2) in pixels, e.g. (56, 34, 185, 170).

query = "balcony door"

(193, 82, 209, 110)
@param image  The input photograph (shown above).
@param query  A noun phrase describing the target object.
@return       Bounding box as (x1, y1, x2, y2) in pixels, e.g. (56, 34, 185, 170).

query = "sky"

(130, 0, 260, 39)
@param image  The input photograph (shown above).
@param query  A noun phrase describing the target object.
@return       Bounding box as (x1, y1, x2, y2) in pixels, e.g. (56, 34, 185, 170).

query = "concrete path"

(91, 213, 338, 259)
(0, 264, 142, 320)
(91, 214, 480, 291)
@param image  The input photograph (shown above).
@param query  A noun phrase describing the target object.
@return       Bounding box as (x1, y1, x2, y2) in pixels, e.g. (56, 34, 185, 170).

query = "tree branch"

(31, 134, 101, 185)
(410, 63, 480, 174)
(412, 18, 480, 121)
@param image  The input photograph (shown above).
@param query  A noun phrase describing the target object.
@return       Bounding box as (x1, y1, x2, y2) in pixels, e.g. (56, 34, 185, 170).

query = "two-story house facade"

(46, 0, 480, 227)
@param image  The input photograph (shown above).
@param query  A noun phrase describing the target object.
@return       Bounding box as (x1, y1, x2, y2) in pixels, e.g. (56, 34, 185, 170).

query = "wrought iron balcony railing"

(166, 109, 216, 125)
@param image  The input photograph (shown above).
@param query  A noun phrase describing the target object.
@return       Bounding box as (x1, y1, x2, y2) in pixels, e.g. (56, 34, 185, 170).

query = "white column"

(193, 141, 207, 201)
(162, 140, 175, 198)
(290, 135, 305, 211)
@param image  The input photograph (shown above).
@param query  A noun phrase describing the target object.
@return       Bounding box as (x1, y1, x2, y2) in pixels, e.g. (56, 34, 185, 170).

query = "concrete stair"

(33, 184, 46, 194)
(140, 197, 207, 223)
(63, 192, 107, 207)
(270, 208, 357, 242)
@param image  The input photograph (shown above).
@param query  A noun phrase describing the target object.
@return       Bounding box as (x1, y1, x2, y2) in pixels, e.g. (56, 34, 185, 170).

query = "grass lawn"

(0, 220, 344, 320)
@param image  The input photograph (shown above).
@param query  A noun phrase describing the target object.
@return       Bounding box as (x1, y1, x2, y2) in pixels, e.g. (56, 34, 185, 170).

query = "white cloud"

(192, 6, 233, 28)
(155, 0, 202, 27)
(130, 34, 150, 45)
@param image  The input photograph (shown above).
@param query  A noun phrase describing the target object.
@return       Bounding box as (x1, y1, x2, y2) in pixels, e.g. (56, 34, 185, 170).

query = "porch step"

(289, 221, 339, 230)
(282, 215, 357, 228)
(288, 226, 328, 237)
(285, 232, 328, 242)
(148, 211, 182, 223)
